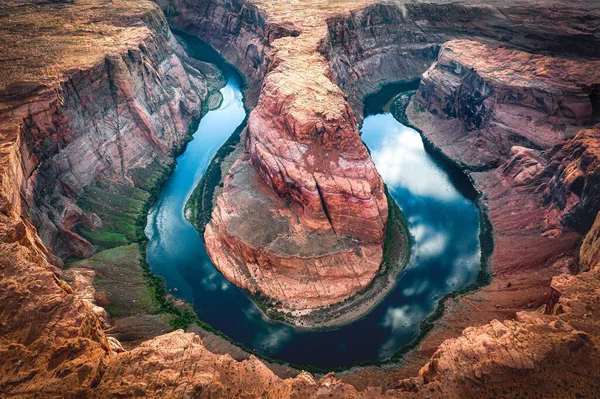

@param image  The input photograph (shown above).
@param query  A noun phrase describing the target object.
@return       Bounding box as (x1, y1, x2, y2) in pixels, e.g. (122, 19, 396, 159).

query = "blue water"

(145, 53, 481, 368)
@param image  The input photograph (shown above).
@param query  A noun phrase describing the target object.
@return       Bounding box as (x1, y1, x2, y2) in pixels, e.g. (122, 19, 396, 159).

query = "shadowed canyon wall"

(16, 6, 223, 261)
(156, 0, 301, 105)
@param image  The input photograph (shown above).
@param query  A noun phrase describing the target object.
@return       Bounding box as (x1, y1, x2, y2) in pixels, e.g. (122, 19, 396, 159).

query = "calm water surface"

(146, 50, 481, 368)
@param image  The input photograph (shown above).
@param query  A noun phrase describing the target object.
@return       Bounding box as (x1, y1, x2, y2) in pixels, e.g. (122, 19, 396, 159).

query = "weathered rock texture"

(203, 0, 390, 313)
(540, 126, 600, 233)
(322, 0, 600, 119)
(580, 212, 600, 272)
(156, 0, 301, 105)
(1, 0, 223, 261)
(409, 40, 600, 169)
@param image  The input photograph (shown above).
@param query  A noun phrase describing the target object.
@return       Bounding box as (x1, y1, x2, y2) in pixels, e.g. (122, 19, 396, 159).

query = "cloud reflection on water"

(366, 115, 461, 202)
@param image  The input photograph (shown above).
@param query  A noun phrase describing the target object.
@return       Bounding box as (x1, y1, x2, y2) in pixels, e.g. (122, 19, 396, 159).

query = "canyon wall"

(156, 0, 300, 105)
(321, 0, 600, 119)
(14, 6, 223, 261)
(0, 0, 219, 395)
(410, 40, 600, 169)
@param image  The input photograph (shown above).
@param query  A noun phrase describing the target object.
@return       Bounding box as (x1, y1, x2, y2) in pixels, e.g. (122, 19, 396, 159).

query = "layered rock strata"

(157, 0, 301, 105)
(322, 0, 600, 119)
(409, 40, 600, 169)
(1, 0, 223, 261)
(203, 0, 390, 313)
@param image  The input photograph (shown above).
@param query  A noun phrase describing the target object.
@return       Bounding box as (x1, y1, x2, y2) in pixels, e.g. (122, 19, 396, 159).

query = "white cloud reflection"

(201, 269, 230, 292)
(446, 251, 480, 289)
(382, 305, 413, 332)
(364, 114, 460, 202)
(410, 222, 449, 260)
(256, 327, 292, 351)
(402, 280, 429, 297)
(378, 304, 425, 359)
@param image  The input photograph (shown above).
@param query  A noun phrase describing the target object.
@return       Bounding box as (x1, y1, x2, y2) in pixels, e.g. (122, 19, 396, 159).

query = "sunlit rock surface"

(204, 0, 389, 313)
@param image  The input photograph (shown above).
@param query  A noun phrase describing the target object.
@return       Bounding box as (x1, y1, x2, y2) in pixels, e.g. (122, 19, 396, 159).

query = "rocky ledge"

(409, 39, 600, 169)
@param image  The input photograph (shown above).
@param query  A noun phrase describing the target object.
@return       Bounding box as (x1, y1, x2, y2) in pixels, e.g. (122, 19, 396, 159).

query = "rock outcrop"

(409, 40, 600, 169)
(203, 0, 390, 315)
(322, 0, 600, 119)
(540, 126, 600, 233)
(580, 212, 600, 272)
(1, 0, 223, 260)
(157, 0, 300, 105)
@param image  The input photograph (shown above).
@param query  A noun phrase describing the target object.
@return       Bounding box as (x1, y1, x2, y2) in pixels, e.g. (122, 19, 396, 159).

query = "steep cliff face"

(200, 0, 390, 316)
(409, 40, 600, 169)
(156, 0, 300, 105)
(10, 5, 222, 261)
(0, 0, 217, 395)
(540, 126, 600, 233)
(321, 0, 600, 119)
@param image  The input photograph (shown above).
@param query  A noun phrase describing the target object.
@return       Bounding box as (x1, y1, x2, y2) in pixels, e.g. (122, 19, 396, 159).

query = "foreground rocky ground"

(0, 0, 600, 398)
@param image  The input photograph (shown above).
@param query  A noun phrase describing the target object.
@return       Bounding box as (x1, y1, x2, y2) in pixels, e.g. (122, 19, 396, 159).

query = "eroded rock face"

(322, 0, 600, 119)
(9, 4, 222, 260)
(203, 0, 389, 313)
(410, 40, 600, 168)
(419, 313, 593, 388)
(540, 126, 600, 233)
(157, 0, 300, 105)
(247, 71, 387, 242)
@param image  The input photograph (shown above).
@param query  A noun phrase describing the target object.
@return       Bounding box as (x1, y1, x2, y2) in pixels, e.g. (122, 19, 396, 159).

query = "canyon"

(0, 0, 599, 398)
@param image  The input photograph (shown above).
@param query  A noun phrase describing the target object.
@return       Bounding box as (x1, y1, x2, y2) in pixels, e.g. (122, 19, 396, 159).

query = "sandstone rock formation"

(202, 0, 390, 314)
(1, 0, 224, 261)
(322, 0, 600, 120)
(540, 125, 600, 233)
(157, 0, 301, 105)
(409, 40, 600, 169)
(580, 212, 600, 272)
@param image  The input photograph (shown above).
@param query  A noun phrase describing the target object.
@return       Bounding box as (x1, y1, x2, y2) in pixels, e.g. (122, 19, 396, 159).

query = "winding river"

(145, 39, 482, 369)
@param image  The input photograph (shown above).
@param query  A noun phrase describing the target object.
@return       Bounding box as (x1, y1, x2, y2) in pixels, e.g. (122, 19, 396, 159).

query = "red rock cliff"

(204, 3, 389, 314)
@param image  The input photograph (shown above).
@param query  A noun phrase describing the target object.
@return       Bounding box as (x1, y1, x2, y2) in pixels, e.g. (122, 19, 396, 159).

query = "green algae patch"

(68, 244, 159, 316)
